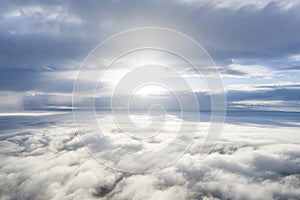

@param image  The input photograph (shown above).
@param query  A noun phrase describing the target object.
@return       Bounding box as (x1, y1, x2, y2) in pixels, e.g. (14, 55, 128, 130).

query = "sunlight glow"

(134, 85, 168, 97)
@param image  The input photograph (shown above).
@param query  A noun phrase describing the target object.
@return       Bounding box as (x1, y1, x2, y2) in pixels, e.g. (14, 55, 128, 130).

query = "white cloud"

(289, 54, 300, 62)
(2, 5, 83, 35)
(0, 112, 299, 199)
(227, 81, 300, 91)
(225, 64, 273, 79)
(0, 91, 24, 111)
(180, 0, 300, 10)
(231, 100, 284, 106)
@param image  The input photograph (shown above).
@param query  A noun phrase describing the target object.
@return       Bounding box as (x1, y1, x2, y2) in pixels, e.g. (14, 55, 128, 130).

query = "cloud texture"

(0, 112, 299, 199)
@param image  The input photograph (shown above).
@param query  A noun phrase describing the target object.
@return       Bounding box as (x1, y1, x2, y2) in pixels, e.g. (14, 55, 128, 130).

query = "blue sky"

(0, 0, 300, 112)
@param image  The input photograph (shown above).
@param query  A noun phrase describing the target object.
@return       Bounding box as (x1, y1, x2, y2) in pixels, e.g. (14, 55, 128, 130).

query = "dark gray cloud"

(0, 0, 300, 70)
(228, 88, 300, 102)
(0, 68, 74, 92)
(0, 0, 299, 111)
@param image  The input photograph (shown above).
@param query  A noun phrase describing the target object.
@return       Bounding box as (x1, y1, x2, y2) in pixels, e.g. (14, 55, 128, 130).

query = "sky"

(0, 1, 300, 199)
(0, 0, 300, 112)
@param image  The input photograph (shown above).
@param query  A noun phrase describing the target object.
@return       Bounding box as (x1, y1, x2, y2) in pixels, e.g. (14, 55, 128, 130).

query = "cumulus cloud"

(0, 112, 299, 199)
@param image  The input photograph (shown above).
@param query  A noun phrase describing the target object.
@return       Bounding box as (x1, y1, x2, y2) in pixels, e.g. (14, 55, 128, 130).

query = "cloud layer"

(0, 0, 299, 112)
(0, 112, 299, 199)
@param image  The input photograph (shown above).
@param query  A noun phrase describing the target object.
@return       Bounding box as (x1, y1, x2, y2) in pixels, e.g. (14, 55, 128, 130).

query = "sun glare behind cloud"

(133, 84, 169, 97)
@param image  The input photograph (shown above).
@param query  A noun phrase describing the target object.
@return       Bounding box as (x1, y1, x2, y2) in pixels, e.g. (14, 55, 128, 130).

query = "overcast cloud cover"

(0, 0, 300, 111)
(0, 0, 300, 199)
